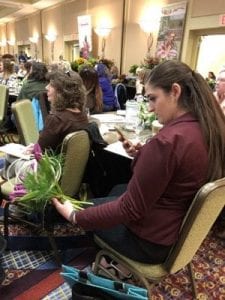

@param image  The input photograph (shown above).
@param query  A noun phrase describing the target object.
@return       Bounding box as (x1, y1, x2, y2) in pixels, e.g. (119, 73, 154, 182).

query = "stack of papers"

(91, 114, 125, 123)
(0, 143, 32, 160)
(105, 141, 133, 159)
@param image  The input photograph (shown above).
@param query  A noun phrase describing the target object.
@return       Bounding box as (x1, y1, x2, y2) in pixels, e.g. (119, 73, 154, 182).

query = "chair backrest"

(114, 83, 127, 110)
(0, 84, 9, 124)
(11, 99, 39, 145)
(38, 91, 50, 123)
(60, 130, 90, 197)
(165, 177, 225, 273)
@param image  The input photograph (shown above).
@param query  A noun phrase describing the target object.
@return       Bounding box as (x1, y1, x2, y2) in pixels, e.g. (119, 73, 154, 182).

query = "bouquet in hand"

(9, 144, 92, 215)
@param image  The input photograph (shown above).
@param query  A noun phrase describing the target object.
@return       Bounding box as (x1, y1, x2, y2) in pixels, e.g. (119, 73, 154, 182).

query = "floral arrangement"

(71, 57, 98, 72)
(138, 101, 156, 129)
(9, 144, 92, 215)
(129, 64, 139, 76)
(141, 54, 160, 70)
(129, 54, 160, 76)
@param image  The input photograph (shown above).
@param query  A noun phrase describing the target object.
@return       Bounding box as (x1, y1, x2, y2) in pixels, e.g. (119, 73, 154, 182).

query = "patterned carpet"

(0, 220, 224, 299)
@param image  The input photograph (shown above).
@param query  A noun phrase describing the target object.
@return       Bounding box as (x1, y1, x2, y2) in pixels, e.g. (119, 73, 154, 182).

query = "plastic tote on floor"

(61, 265, 148, 300)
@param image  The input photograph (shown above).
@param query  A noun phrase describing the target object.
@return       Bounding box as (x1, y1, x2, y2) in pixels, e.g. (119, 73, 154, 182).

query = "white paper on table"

(0, 143, 32, 160)
(116, 110, 126, 116)
(92, 114, 125, 123)
(104, 141, 133, 159)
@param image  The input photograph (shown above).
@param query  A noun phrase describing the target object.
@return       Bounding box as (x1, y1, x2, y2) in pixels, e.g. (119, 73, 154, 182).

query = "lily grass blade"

(13, 150, 93, 213)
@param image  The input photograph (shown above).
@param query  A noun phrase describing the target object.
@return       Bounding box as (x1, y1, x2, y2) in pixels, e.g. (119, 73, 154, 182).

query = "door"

(196, 34, 225, 78)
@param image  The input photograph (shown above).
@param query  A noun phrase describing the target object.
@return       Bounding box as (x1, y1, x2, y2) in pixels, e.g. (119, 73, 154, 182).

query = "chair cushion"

(94, 235, 168, 281)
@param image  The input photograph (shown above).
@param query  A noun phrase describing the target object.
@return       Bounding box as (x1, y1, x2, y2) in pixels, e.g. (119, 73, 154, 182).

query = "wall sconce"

(45, 33, 57, 61)
(94, 27, 112, 58)
(7, 39, 15, 46)
(139, 20, 154, 54)
(29, 36, 39, 60)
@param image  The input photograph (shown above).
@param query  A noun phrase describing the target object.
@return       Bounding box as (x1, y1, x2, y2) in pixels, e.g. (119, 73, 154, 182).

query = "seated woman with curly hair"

(38, 70, 89, 152)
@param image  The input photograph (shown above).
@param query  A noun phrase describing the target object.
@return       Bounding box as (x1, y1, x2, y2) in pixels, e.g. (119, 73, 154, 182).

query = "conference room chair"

(11, 99, 39, 145)
(0, 84, 13, 144)
(93, 177, 225, 299)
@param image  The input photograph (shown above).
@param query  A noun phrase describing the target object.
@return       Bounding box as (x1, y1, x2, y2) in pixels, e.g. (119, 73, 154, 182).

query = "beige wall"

(0, 0, 225, 73)
(181, 0, 225, 68)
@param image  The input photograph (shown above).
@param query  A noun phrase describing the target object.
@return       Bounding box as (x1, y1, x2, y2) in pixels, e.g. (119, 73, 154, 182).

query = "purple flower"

(14, 184, 25, 191)
(9, 184, 27, 201)
(33, 143, 42, 161)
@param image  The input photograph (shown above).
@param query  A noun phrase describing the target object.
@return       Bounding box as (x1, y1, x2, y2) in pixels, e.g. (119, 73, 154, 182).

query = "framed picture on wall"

(155, 2, 187, 61)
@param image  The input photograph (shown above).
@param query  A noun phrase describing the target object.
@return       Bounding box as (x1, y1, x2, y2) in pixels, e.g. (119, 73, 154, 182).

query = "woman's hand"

(52, 198, 74, 222)
(120, 138, 142, 157)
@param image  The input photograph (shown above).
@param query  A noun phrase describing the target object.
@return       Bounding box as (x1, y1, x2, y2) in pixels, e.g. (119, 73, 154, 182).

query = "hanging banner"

(155, 2, 187, 60)
(77, 15, 92, 58)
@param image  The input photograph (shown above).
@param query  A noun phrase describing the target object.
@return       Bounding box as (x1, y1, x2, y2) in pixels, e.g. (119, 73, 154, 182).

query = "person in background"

(135, 67, 146, 98)
(17, 62, 48, 100)
(58, 55, 71, 74)
(38, 70, 89, 152)
(96, 63, 117, 111)
(52, 61, 225, 267)
(21, 61, 32, 84)
(110, 65, 119, 80)
(17, 61, 27, 80)
(2, 70, 90, 180)
(213, 70, 225, 114)
(79, 65, 103, 114)
(206, 71, 216, 90)
(18, 51, 27, 63)
(0, 59, 3, 77)
(0, 58, 18, 96)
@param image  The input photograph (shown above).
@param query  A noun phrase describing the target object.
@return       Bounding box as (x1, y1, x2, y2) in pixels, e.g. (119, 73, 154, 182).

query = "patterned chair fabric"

(93, 177, 225, 298)
(60, 130, 90, 197)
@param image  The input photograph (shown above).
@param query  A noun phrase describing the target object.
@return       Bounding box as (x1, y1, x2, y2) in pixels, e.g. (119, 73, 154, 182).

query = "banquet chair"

(0, 84, 12, 144)
(114, 83, 127, 109)
(2, 130, 90, 263)
(93, 177, 225, 299)
(37, 91, 50, 123)
(11, 99, 39, 145)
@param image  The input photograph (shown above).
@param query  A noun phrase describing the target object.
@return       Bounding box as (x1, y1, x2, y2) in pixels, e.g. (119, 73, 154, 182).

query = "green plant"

(139, 102, 156, 128)
(129, 64, 139, 75)
(10, 145, 92, 214)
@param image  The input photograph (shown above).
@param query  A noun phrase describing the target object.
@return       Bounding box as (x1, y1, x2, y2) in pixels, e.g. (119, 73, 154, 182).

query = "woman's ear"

(171, 83, 181, 102)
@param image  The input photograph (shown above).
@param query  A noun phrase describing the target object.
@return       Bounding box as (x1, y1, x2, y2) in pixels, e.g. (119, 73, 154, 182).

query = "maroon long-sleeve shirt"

(76, 113, 209, 245)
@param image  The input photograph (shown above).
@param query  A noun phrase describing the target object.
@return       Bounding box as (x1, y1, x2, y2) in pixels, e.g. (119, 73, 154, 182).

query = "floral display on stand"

(9, 144, 92, 217)
(70, 57, 116, 73)
(71, 57, 98, 72)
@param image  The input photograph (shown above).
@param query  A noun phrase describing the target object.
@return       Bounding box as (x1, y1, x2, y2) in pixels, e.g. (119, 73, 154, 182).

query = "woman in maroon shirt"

(52, 61, 225, 264)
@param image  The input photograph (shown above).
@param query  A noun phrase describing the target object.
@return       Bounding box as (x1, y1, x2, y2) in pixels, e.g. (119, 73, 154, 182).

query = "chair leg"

(188, 263, 198, 299)
(45, 230, 61, 266)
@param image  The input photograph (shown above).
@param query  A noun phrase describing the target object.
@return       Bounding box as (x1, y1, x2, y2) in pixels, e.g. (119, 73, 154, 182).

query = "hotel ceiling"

(0, 0, 65, 24)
